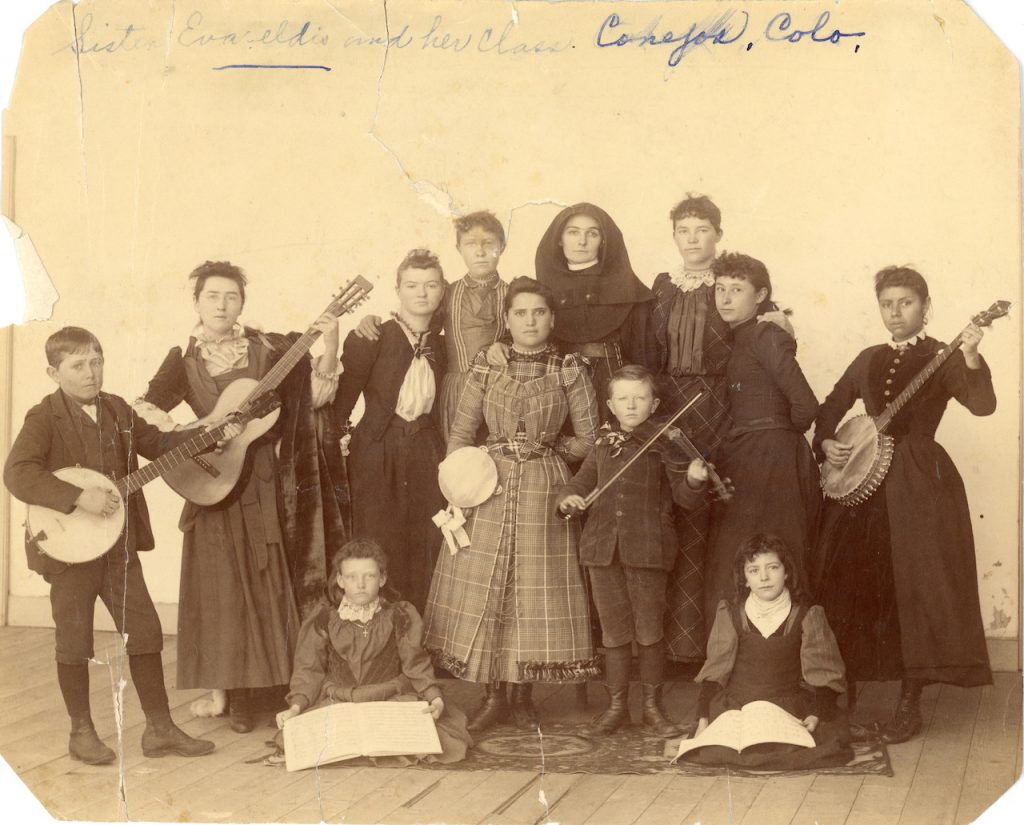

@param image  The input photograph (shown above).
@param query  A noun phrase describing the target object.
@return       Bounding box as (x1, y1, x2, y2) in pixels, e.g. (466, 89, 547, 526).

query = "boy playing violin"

(3, 327, 240, 764)
(557, 364, 708, 738)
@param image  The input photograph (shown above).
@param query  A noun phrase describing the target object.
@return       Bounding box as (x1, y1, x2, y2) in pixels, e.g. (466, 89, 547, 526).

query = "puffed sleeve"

(751, 323, 818, 432)
(140, 347, 190, 412)
(558, 355, 598, 462)
(695, 601, 738, 685)
(394, 602, 443, 703)
(800, 605, 846, 720)
(286, 608, 332, 711)
(939, 349, 996, 417)
(446, 355, 489, 453)
(693, 600, 736, 720)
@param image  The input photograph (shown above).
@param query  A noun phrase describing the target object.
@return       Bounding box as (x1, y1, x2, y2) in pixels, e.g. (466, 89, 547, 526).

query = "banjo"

(25, 394, 281, 564)
(820, 300, 1010, 506)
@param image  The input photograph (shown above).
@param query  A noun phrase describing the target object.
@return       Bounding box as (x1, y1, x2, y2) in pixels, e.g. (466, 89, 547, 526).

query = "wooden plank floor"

(0, 626, 1019, 824)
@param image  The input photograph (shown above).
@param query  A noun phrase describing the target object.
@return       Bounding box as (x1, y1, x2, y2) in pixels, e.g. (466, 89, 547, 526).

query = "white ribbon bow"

(432, 505, 471, 555)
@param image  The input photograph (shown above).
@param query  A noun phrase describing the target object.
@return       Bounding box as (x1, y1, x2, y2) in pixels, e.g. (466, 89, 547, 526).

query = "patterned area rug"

(410, 722, 893, 778)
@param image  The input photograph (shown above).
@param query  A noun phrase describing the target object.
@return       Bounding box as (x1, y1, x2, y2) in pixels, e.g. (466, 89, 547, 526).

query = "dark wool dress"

(684, 600, 851, 770)
(285, 599, 471, 765)
(812, 338, 996, 686)
(704, 318, 820, 621)
(143, 332, 349, 690)
(651, 275, 734, 661)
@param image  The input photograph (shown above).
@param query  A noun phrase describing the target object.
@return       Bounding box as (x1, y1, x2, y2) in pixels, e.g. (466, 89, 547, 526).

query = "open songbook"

(671, 700, 815, 762)
(283, 701, 442, 772)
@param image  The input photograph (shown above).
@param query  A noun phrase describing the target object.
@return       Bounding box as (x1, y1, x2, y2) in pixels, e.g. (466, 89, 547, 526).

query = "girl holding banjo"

(812, 266, 998, 744)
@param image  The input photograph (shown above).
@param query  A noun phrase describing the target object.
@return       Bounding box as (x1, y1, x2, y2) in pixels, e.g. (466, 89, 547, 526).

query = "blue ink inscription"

(596, 11, 748, 67)
(765, 11, 865, 45)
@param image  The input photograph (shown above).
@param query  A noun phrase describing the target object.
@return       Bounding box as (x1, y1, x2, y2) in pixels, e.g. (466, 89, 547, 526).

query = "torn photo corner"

(0, 1, 1021, 824)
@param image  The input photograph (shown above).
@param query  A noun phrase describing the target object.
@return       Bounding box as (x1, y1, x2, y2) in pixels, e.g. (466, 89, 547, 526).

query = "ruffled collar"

(337, 597, 382, 624)
(887, 330, 926, 351)
(192, 322, 245, 344)
(667, 263, 716, 292)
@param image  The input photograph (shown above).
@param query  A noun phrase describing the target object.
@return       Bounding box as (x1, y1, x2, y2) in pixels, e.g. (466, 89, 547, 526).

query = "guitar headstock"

(328, 275, 375, 317)
(972, 300, 1011, 328)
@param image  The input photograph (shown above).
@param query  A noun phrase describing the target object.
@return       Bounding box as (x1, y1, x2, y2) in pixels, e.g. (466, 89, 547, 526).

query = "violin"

(632, 416, 734, 502)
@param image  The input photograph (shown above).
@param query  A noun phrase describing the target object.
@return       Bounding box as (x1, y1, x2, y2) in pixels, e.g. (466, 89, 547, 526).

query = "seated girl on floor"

(681, 533, 852, 770)
(274, 539, 472, 765)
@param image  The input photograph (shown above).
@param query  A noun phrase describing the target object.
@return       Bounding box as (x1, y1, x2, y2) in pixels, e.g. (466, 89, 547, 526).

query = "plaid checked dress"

(424, 348, 601, 684)
(651, 273, 734, 661)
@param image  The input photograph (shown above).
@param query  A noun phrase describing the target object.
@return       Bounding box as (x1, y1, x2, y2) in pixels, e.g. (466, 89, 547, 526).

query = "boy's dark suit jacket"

(4, 389, 183, 578)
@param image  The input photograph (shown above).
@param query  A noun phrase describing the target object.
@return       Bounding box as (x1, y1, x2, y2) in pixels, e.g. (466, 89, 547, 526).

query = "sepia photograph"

(0, 1, 1021, 823)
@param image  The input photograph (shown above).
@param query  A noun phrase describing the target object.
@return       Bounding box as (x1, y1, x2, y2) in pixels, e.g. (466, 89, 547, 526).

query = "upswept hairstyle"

(874, 265, 929, 302)
(669, 193, 723, 234)
(189, 260, 248, 304)
(45, 326, 103, 368)
(396, 248, 444, 287)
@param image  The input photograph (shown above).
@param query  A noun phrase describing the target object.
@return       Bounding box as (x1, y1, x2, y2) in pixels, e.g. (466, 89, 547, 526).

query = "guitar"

(25, 395, 281, 564)
(820, 300, 1010, 506)
(161, 276, 373, 506)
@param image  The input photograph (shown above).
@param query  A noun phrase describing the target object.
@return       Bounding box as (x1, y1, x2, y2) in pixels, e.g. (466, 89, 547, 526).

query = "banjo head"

(821, 415, 883, 500)
(25, 467, 125, 564)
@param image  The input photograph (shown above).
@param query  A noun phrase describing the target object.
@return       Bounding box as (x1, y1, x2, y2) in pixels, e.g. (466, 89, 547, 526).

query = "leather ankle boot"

(142, 709, 215, 758)
(228, 688, 254, 734)
(69, 713, 116, 765)
(880, 689, 923, 745)
(640, 683, 684, 738)
(467, 682, 509, 733)
(582, 684, 630, 737)
(509, 683, 539, 729)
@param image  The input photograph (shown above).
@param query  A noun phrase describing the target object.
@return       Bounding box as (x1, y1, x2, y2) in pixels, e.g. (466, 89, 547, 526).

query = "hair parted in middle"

(502, 275, 556, 315)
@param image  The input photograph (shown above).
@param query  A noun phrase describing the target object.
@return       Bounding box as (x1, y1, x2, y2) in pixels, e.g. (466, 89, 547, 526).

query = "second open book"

(672, 700, 815, 761)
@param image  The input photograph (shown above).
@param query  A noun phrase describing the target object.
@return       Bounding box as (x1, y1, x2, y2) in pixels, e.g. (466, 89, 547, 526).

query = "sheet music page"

(354, 701, 443, 757)
(283, 701, 441, 771)
(283, 703, 361, 772)
(673, 699, 814, 760)
(737, 701, 815, 751)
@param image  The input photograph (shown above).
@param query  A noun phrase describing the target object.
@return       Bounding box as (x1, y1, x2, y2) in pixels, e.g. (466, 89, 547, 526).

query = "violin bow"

(572, 392, 703, 514)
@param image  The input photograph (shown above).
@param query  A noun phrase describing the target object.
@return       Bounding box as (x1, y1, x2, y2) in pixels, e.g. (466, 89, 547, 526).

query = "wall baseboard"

(6, 594, 1021, 672)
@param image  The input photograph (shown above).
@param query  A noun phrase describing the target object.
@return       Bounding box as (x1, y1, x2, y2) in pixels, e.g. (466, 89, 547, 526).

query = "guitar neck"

(876, 331, 965, 432)
(241, 326, 323, 409)
(115, 424, 230, 498)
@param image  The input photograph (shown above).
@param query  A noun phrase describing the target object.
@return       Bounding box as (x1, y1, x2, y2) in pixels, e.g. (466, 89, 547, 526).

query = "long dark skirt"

(348, 417, 444, 613)
(705, 429, 820, 619)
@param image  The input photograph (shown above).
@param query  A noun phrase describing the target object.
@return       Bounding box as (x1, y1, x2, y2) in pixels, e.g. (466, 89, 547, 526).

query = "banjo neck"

(875, 328, 967, 433)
